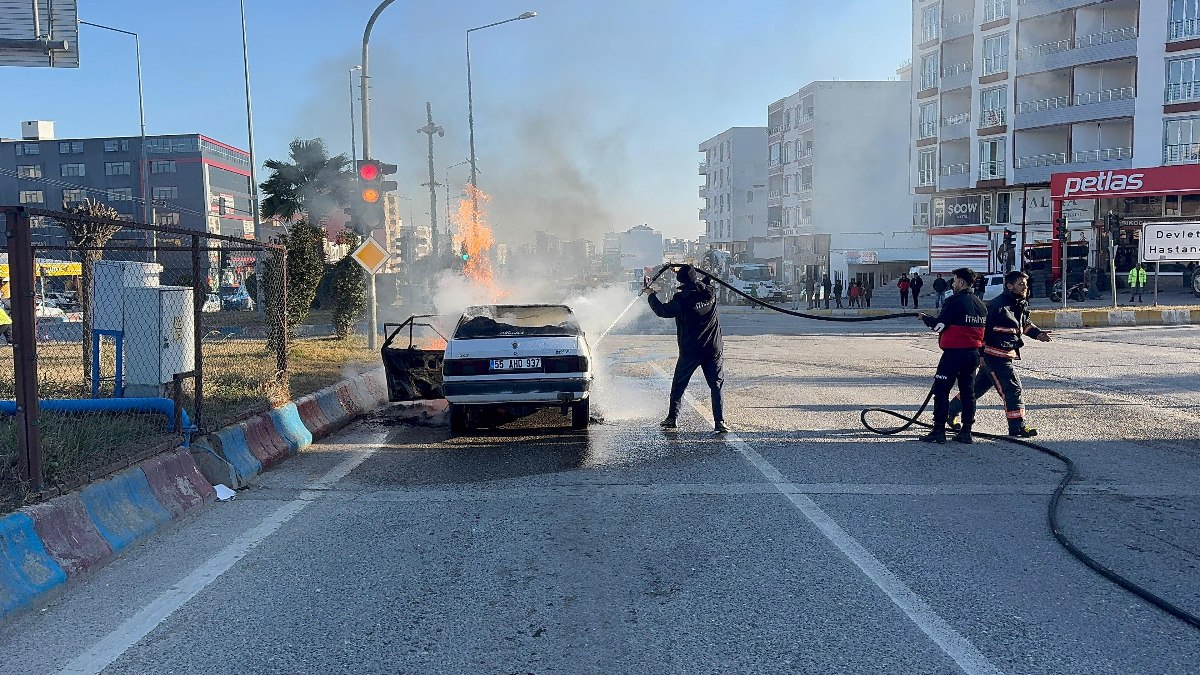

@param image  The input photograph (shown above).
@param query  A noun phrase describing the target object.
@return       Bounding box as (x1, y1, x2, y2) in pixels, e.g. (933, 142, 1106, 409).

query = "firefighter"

(647, 265, 729, 433)
(916, 267, 988, 444)
(948, 270, 1050, 437)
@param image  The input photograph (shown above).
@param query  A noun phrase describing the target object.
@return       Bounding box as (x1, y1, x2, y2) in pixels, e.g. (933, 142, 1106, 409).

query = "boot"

(953, 425, 974, 444)
(919, 428, 947, 444)
(1009, 420, 1038, 438)
(660, 416, 677, 429)
(714, 421, 731, 433)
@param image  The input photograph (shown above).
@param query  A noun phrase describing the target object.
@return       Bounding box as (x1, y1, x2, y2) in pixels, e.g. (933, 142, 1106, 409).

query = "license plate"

(490, 357, 542, 371)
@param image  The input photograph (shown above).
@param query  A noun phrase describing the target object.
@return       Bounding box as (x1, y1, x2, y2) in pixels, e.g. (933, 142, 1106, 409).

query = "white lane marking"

(650, 362, 1002, 675)
(57, 431, 386, 675)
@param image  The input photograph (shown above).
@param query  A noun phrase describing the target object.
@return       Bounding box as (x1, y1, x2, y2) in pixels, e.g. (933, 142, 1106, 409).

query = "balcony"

(797, 182, 813, 194)
(978, 108, 1006, 129)
(942, 10, 974, 41)
(795, 148, 814, 165)
(981, 55, 1009, 77)
(979, 160, 1006, 181)
(1073, 146, 1130, 164)
(1167, 81, 1200, 105)
(1015, 87, 1134, 130)
(918, 121, 938, 140)
(768, 162, 784, 177)
(1017, 0, 1106, 20)
(941, 112, 971, 140)
(698, 162, 708, 174)
(699, 186, 708, 198)
(917, 169, 936, 188)
(940, 162, 971, 190)
(1171, 19, 1200, 42)
(1165, 143, 1200, 165)
(698, 207, 708, 220)
(1016, 26, 1138, 77)
(768, 190, 783, 207)
(941, 61, 973, 91)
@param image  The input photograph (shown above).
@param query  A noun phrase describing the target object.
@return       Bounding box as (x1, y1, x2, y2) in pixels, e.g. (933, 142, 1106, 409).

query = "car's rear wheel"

(571, 398, 590, 430)
(1193, 271, 1200, 297)
(449, 403, 468, 433)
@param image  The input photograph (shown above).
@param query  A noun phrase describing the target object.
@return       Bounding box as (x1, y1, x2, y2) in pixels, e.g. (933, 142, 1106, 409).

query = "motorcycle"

(1049, 281, 1087, 303)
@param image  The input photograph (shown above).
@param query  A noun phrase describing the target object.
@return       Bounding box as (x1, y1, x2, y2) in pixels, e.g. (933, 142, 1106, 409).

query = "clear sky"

(3, 0, 913, 244)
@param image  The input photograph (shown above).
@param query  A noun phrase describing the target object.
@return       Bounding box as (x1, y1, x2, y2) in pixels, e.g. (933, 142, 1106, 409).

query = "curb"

(0, 367, 390, 624)
(1030, 307, 1200, 328)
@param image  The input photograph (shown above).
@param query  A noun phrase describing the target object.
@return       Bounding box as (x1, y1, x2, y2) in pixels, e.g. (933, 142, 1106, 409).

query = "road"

(2, 311, 1199, 674)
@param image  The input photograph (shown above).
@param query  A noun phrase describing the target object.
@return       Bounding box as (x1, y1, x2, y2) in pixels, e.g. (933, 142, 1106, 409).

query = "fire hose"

(642, 263, 1200, 631)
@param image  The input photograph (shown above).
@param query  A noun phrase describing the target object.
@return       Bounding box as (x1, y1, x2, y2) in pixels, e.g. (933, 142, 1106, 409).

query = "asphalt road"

(3, 310, 1199, 674)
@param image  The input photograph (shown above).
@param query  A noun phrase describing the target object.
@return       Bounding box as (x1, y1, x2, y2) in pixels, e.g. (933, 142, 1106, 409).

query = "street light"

(77, 19, 149, 233)
(443, 159, 470, 239)
(348, 65, 362, 166)
(466, 11, 537, 209)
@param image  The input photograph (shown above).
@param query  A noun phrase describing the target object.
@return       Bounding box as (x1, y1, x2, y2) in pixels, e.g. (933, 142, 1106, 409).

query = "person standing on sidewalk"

(833, 278, 843, 308)
(932, 273, 947, 309)
(898, 273, 911, 308)
(821, 274, 832, 310)
(1128, 263, 1147, 303)
(1084, 266, 1099, 300)
(805, 276, 816, 310)
(863, 281, 873, 308)
(910, 273, 924, 309)
(947, 270, 1050, 438)
(0, 303, 11, 345)
(848, 281, 860, 307)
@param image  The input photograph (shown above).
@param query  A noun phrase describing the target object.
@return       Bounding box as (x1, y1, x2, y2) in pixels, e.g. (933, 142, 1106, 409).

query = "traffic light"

(355, 159, 398, 230)
(1055, 218, 1068, 240)
(1106, 210, 1123, 238)
(1002, 229, 1014, 249)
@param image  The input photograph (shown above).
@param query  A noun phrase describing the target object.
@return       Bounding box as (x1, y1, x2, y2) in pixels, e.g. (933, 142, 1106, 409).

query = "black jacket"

(921, 289, 987, 351)
(982, 291, 1043, 360)
(932, 277, 947, 293)
(649, 281, 723, 357)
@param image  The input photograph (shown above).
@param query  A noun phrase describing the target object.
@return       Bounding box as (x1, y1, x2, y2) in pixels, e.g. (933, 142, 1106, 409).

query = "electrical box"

(123, 286, 194, 398)
(92, 261, 162, 332)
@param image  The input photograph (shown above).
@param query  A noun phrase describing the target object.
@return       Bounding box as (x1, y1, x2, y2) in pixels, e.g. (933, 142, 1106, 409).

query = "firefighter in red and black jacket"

(917, 268, 988, 444)
(947, 270, 1051, 437)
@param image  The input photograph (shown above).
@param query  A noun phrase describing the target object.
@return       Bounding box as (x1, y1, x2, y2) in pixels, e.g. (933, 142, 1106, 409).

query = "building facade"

(0, 122, 254, 286)
(767, 81, 919, 288)
(698, 127, 768, 255)
(912, 0, 1200, 290)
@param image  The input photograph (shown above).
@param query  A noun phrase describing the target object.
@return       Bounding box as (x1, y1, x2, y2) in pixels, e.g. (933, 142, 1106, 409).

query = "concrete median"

(0, 512, 68, 616)
(23, 494, 114, 577)
(1030, 307, 1200, 328)
(79, 468, 174, 554)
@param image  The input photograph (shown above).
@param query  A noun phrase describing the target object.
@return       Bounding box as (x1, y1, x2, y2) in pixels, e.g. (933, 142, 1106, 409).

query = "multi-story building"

(698, 127, 767, 255)
(912, 0, 1200, 290)
(616, 224, 664, 275)
(0, 121, 254, 286)
(767, 81, 920, 288)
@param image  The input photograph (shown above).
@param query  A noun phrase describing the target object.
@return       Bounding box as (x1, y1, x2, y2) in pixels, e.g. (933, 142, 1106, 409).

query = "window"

(769, 143, 781, 166)
(103, 139, 130, 152)
(62, 189, 86, 203)
(58, 141, 84, 154)
(105, 161, 131, 176)
(153, 186, 178, 200)
(918, 149, 937, 186)
(979, 86, 1007, 127)
(19, 190, 44, 204)
(151, 160, 176, 173)
(1170, 0, 1200, 41)
(1165, 116, 1200, 163)
(980, 138, 1006, 179)
(16, 165, 42, 179)
(16, 143, 40, 156)
(156, 212, 181, 226)
(921, 4, 941, 42)
(746, 190, 754, 203)
(983, 0, 1009, 23)
(914, 201, 931, 229)
(982, 34, 1009, 76)
(1167, 56, 1200, 103)
(919, 103, 938, 139)
(61, 163, 86, 177)
(107, 187, 133, 201)
(921, 53, 940, 90)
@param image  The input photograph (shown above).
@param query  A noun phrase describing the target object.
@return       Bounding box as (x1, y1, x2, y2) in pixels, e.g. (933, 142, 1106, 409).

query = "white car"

(442, 304, 593, 432)
(980, 273, 1005, 301)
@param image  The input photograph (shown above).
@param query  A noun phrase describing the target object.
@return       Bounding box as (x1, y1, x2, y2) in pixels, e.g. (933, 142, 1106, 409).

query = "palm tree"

(260, 138, 354, 224)
(57, 199, 123, 381)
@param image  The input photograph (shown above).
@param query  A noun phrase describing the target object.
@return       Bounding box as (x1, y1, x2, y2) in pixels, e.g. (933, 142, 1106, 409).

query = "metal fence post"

(191, 234, 204, 431)
(7, 207, 43, 491)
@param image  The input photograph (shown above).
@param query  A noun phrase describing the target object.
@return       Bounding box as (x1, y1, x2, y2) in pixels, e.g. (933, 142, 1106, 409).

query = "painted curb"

(139, 449, 216, 518)
(1029, 307, 1200, 328)
(242, 414, 290, 469)
(0, 512, 68, 616)
(268, 402, 313, 454)
(23, 494, 114, 577)
(79, 468, 174, 554)
(209, 425, 261, 489)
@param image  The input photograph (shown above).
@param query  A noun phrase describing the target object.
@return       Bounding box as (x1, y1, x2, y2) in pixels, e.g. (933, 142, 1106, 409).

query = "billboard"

(1141, 222, 1200, 263)
(0, 0, 79, 68)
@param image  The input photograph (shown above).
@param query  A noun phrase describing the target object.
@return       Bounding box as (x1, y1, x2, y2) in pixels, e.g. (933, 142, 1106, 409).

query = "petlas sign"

(1052, 165, 1200, 199)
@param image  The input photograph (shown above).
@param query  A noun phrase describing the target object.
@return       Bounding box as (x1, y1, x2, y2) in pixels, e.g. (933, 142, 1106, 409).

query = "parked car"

(202, 293, 222, 313)
(441, 304, 593, 432)
(220, 286, 254, 311)
(979, 273, 1005, 301)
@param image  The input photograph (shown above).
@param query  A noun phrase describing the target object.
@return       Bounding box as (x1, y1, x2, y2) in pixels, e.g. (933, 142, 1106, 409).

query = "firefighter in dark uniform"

(917, 267, 988, 444)
(648, 265, 729, 433)
(948, 270, 1050, 437)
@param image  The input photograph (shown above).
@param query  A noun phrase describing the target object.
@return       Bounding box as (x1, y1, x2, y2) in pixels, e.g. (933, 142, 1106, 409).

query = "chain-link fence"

(1, 205, 288, 503)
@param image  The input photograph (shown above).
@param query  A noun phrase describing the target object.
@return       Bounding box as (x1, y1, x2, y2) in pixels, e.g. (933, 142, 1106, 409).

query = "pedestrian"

(947, 270, 1051, 439)
(1084, 266, 1099, 300)
(897, 273, 911, 308)
(804, 276, 816, 310)
(863, 281, 873, 308)
(848, 281, 860, 308)
(749, 283, 760, 310)
(647, 265, 729, 433)
(833, 278, 843, 308)
(932, 273, 947, 309)
(821, 274, 832, 310)
(1127, 263, 1147, 302)
(916, 268, 988, 444)
(1185, 262, 1197, 293)
(910, 273, 924, 309)
(0, 303, 11, 345)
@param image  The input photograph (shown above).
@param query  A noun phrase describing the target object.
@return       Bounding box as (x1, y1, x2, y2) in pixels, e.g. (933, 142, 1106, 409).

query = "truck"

(728, 263, 787, 303)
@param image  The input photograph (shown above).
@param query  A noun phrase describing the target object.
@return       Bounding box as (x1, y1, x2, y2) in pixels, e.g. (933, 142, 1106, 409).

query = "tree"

(57, 199, 123, 381)
(331, 231, 366, 339)
(259, 138, 354, 334)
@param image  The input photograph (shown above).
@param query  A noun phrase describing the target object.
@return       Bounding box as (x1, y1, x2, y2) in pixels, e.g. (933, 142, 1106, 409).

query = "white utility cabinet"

(92, 261, 162, 332)
(123, 286, 194, 397)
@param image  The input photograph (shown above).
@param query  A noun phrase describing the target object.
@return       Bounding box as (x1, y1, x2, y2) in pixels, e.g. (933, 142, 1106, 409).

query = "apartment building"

(912, 0, 1200, 286)
(767, 81, 920, 288)
(698, 127, 767, 255)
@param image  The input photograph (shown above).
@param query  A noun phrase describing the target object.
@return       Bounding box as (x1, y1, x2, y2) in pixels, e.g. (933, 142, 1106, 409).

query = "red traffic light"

(358, 162, 380, 181)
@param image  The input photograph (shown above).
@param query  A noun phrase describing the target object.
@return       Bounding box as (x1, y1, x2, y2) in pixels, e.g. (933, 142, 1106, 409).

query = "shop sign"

(846, 250, 879, 265)
(1052, 165, 1200, 199)
(1141, 222, 1200, 262)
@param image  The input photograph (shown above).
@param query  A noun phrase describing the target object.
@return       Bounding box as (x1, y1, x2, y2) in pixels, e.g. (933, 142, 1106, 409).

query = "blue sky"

(3, 0, 912, 243)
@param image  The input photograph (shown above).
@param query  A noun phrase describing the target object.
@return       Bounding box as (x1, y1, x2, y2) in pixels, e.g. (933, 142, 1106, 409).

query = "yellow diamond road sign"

(350, 237, 389, 274)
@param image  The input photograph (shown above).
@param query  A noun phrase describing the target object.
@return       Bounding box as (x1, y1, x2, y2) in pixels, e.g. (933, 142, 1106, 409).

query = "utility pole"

(359, 0, 396, 349)
(417, 102, 444, 262)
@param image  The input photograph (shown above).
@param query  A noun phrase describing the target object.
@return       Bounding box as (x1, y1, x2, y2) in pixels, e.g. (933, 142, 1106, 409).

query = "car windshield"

(733, 266, 772, 282)
(453, 304, 583, 339)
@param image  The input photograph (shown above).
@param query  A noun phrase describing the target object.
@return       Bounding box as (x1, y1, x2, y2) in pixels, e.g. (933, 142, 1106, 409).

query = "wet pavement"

(2, 314, 1199, 674)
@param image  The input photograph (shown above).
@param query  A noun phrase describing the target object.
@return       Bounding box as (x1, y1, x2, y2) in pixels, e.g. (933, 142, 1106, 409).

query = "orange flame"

(454, 184, 510, 301)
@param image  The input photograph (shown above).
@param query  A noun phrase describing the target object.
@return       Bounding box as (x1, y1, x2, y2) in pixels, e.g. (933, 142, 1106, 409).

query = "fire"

(453, 184, 510, 301)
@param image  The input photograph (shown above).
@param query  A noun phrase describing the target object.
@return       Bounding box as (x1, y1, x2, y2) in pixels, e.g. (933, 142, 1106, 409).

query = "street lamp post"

(348, 65, 362, 166)
(78, 20, 149, 235)
(466, 11, 537, 212)
(443, 159, 469, 250)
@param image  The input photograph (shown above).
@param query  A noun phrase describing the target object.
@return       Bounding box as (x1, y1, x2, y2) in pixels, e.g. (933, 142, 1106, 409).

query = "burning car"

(442, 304, 592, 432)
